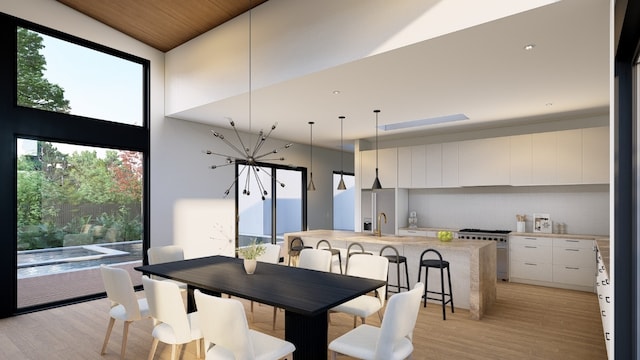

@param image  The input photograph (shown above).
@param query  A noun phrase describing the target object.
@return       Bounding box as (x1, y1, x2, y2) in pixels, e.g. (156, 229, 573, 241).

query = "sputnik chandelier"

(203, 0, 292, 200)
(204, 119, 292, 200)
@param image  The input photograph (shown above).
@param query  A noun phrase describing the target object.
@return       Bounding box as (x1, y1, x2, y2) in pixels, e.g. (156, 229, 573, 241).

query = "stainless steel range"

(458, 229, 510, 281)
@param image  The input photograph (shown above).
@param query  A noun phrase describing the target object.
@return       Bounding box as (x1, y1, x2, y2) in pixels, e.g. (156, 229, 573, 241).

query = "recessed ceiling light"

(546, 102, 553, 106)
(332, 90, 341, 95)
(523, 44, 536, 51)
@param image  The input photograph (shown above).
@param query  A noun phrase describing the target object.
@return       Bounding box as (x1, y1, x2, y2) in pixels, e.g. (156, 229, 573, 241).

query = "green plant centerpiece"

(237, 239, 266, 274)
(437, 231, 453, 242)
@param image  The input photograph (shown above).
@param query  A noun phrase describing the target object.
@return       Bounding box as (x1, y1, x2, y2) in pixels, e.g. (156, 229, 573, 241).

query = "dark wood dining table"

(135, 255, 385, 359)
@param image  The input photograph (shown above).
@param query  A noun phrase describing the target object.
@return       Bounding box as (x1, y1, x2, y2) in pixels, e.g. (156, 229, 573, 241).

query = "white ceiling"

(169, 0, 609, 151)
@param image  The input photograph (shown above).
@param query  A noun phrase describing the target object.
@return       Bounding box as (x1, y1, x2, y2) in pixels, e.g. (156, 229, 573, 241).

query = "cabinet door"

(442, 142, 459, 187)
(360, 150, 376, 188)
(397, 147, 412, 188)
(459, 137, 511, 186)
(532, 132, 557, 184)
(377, 147, 398, 188)
(411, 145, 426, 188)
(425, 143, 442, 187)
(556, 129, 582, 184)
(510, 134, 532, 185)
(582, 126, 609, 184)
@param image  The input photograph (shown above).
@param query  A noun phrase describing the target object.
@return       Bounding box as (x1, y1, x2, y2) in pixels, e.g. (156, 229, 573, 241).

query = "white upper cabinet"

(556, 129, 582, 184)
(361, 148, 397, 189)
(582, 126, 609, 184)
(532, 131, 558, 185)
(510, 134, 532, 185)
(397, 145, 425, 188)
(397, 147, 412, 188)
(411, 145, 426, 188)
(442, 142, 459, 187)
(459, 137, 510, 186)
(425, 143, 443, 187)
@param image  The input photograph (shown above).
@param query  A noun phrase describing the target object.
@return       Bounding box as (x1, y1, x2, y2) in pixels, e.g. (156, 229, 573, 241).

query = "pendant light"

(337, 116, 347, 190)
(372, 109, 382, 189)
(307, 121, 316, 191)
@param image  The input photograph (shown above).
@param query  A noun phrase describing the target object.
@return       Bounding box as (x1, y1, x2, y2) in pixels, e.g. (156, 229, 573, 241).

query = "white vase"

(244, 259, 257, 274)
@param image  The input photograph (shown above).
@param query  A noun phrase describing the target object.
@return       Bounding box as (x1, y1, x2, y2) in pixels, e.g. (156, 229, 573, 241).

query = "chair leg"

(101, 317, 115, 355)
(331, 350, 338, 360)
(120, 320, 132, 360)
(353, 316, 357, 328)
(170, 344, 177, 360)
(404, 261, 411, 291)
(440, 267, 446, 320)
(447, 266, 455, 313)
(196, 338, 201, 359)
(147, 338, 159, 360)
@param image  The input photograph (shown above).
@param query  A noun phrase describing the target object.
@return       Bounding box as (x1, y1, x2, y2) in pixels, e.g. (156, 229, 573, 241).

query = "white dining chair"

(250, 243, 282, 329)
(330, 253, 389, 328)
(194, 289, 296, 360)
(142, 276, 202, 360)
(147, 245, 188, 292)
(298, 248, 332, 272)
(100, 265, 151, 360)
(329, 282, 424, 360)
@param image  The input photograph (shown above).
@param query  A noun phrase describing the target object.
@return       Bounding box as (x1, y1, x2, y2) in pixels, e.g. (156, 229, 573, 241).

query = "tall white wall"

(151, 118, 353, 246)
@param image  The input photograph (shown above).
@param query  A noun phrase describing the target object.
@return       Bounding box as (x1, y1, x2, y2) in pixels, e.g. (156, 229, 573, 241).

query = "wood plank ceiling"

(56, 0, 268, 52)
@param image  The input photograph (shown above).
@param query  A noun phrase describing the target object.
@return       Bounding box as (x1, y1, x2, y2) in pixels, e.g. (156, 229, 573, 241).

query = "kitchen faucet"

(375, 212, 387, 237)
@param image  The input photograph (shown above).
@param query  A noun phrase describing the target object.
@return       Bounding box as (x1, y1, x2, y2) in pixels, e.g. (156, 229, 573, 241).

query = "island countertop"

(283, 230, 497, 320)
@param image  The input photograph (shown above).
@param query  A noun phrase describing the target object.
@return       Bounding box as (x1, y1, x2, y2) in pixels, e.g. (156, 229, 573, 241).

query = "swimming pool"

(17, 241, 142, 278)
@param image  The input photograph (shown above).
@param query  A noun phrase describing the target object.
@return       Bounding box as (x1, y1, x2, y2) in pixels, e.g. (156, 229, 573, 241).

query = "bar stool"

(345, 242, 372, 272)
(417, 248, 454, 320)
(287, 237, 311, 266)
(379, 245, 410, 299)
(316, 239, 342, 274)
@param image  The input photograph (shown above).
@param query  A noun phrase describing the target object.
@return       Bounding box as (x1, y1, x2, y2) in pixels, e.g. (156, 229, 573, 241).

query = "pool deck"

(17, 261, 142, 308)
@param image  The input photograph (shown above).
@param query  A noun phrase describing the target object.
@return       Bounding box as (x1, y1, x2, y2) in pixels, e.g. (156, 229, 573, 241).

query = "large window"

(16, 139, 143, 308)
(17, 27, 143, 126)
(0, 14, 149, 317)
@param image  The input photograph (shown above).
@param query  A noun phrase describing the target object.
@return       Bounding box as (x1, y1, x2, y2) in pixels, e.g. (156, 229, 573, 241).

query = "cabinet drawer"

(510, 243, 552, 262)
(511, 260, 553, 282)
(553, 238, 594, 249)
(553, 246, 596, 267)
(510, 236, 552, 247)
(399, 229, 427, 237)
(552, 264, 595, 287)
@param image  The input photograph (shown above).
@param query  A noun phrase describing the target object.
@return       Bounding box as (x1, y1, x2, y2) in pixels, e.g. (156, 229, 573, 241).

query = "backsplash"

(407, 184, 609, 236)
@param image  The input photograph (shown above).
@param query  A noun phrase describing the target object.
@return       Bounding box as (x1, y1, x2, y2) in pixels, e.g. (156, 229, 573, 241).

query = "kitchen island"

(283, 230, 496, 320)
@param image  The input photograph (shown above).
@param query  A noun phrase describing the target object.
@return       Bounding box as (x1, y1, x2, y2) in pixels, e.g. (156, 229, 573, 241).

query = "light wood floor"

(0, 282, 606, 359)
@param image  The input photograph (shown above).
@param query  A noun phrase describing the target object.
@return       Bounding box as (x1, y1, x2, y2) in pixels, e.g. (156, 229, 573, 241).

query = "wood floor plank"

(0, 282, 607, 359)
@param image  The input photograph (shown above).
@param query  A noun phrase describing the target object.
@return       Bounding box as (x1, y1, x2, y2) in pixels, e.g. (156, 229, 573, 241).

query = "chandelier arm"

(254, 143, 292, 160)
(218, 136, 249, 158)
(210, 162, 235, 169)
(254, 157, 285, 162)
(230, 120, 251, 158)
(250, 131, 266, 158)
(252, 166, 269, 197)
(223, 165, 249, 197)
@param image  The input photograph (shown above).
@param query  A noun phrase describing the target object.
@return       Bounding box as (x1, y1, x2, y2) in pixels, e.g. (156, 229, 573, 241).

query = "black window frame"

(0, 12, 150, 318)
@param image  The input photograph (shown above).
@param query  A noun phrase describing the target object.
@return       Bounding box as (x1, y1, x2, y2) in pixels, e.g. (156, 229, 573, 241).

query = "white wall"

(151, 118, 353, 247)
(407, 185, 609, 236)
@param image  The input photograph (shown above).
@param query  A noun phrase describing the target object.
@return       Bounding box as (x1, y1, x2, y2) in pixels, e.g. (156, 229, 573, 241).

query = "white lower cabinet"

(510, 236, 553, 282)
(509, 236, 596, 292)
